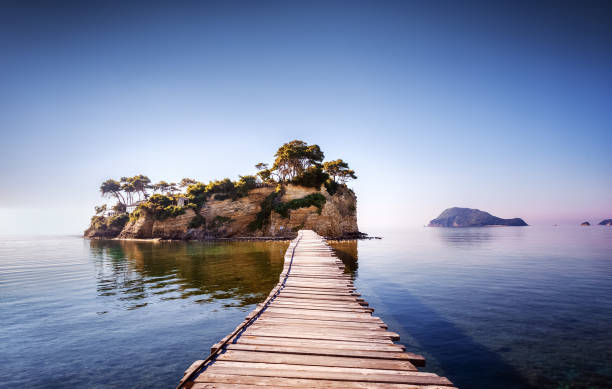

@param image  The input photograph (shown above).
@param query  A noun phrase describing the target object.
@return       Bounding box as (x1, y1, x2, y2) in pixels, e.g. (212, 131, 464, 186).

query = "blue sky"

(1, 0, 611, 234)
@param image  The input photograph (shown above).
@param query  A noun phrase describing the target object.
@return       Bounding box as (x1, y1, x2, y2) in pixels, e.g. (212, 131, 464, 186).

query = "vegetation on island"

(89, 140, 357, 235)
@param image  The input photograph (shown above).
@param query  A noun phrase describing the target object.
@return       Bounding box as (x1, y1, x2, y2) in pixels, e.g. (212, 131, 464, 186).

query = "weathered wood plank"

(216, 350, 417, 370)
(242, 329, 397, 344)
(194, 374, 455, 388)
(197, 364, 453, 385)
(254, 316, 387, 330)
(222, 343, 425, 364)
(210, 361, 430, 377)
(246, 325, 399, 340)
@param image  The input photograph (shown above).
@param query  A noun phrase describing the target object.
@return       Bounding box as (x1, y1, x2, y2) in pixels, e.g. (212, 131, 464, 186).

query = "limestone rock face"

(119, 212, 155, 239)
(116, 185, 358, 239)
(268, 185, 358, 238)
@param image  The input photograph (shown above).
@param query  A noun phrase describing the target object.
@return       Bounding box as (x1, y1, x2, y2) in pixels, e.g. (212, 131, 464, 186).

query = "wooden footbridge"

(178, 230, 455, 388)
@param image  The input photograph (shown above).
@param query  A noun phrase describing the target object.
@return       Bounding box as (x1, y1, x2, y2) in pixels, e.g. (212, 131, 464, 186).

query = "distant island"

(599, 219, 612, 226)
(85, 140, 362, 240)
(428, 207, 528, 227)
(581, 221, 591, 226)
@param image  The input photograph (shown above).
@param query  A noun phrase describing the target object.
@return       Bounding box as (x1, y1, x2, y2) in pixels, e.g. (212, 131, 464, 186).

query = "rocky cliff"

(598, 219, 612, 226)
(428, 207, 528, 227)
(87, 184, 359, 240)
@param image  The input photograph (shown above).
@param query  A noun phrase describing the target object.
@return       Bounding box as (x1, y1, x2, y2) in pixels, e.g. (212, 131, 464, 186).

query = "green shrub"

(90, 215, 107, 230)
(90, 213, 129, 231)
(274, 193, 326, 217)
(248, 189, 284, 231)
(130, 207, 145, 221)
(206, 178, 235, 194)
(136, 194, 186, 220)
(235, 175, 258, 197)
(291, 166, 329, 188)
(188, 214, 206, 229)
(186, 183, 208, 208)
(324, 179, 339, 195)
(107, 213, 129, 229)
(187, 176, 256, 206)
(248, 189, 327, 231)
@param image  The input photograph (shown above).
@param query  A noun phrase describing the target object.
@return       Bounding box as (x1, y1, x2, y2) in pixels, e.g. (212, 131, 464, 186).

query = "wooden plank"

(254, 316, 387, 330)
(264, 307, 378, 319)
(242, 329, 397, 344)
(210, 361, 429, 378)
(273, 293, 362, 301)
(216, 350, 417, 371)
(259, 311, 386, 324)
(194, 373, 455, 388)
(197, 364, 454, 385)
(223, 343, 425, 364)
(246, 325, 399, 340)
(269, 302, 373, 313)
(231, 336, 407, 352)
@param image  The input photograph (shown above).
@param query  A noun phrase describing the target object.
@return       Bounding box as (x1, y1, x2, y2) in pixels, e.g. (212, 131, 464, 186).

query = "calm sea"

(0, 226, 611, 388)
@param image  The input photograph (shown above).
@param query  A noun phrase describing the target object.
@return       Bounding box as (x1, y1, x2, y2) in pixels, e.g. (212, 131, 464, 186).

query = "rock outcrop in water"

(598, 219, 612, 226)
(581, 221, 591, 226)
(428, 207, 528, 227)
(86, 184, 359, 239)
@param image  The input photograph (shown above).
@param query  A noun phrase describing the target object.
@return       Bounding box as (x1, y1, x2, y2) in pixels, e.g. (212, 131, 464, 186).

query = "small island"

(85, 140, 362, 240)
(428, 207, 528, 227)
(599, 219, 612, 226)
(581, 221, 591, 226)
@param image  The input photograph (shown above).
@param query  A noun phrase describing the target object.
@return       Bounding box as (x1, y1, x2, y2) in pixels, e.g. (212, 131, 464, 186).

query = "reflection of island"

(89, 240, 287, 310)
(329, 240, 358, 276)
(436, 228, 496, 248)
(434, 227, 527, 248)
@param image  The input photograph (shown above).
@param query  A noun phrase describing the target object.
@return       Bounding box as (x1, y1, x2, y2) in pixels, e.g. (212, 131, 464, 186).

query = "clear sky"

(1, 0, 611, 235)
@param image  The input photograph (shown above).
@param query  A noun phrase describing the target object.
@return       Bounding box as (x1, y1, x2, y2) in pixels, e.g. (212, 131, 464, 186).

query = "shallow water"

(0, 238, 288, 388)
(0, 226, 611, 388)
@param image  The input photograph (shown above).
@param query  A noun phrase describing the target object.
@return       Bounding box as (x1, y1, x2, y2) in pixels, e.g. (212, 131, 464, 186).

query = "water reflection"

(433, 227, 527, 248)
(89, 240, 288, 310)
(329, 240, 359, 276)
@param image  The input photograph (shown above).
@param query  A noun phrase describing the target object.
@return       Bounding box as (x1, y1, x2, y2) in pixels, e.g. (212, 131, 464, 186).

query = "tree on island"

(323, 159, 357, 184)
(100, 179, 126, 205)
(94, 204, 107, 215)
(152, 181, 179, 195)
(179, 178, 199, 188)
(100, 174, 152, 207)
(270, 140, 325, 181)
(255, 140, 356, 188)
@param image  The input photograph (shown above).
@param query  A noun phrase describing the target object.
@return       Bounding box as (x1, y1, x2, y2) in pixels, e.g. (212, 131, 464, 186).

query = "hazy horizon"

(1, 1, 611, 235)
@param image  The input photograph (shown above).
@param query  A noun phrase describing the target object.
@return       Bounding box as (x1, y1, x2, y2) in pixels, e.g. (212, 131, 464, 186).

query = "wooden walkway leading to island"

(178, 230, 455, 389)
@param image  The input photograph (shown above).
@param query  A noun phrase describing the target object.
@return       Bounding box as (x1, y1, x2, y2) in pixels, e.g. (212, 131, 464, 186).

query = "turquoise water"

(1, 227, 611, 388)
